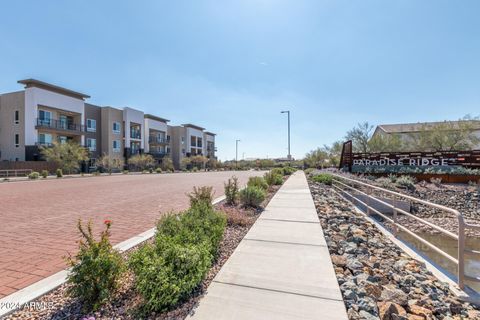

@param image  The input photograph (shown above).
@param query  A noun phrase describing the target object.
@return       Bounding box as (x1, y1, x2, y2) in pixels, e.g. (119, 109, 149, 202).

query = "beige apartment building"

(0, 79, 217, 170)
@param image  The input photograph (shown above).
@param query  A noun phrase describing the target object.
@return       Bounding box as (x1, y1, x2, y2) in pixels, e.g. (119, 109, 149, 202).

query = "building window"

(130, 123, 141, 139)
(197, 137, 203, 148)
(14, 134, 19, 147)
(87, 119, 96, 132)
(181, 136, 185, 144)
(113, 122, 121, 134)
(14, 110, 19, 124)
(190, 136, 196, 147)
(38, 110, 52, 125)
(38, 133, 53, 146)
(58, 136, 68, 144)
(87, 138, 97, 152)
(113, 140, 121, 152)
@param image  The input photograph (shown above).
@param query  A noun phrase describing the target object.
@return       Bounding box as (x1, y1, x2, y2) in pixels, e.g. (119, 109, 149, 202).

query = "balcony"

(207, 146, 217, 152)
(130, 129, 142, 140)
(36, 118, 85, 134)
(148, 136, 170, 144)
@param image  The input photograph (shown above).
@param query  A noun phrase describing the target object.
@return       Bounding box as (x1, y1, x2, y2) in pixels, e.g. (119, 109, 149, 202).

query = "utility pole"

(235, 139, 240, 169)
(281, 110, 291, 160)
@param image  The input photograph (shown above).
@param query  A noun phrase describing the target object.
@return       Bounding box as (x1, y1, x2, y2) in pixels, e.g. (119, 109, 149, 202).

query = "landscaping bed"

(5, 170, 288, 320)
(309, 179, 480, 320)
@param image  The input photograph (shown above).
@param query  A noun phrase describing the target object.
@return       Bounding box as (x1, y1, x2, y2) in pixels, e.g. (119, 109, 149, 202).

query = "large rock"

(380, 286, 408, 306)
(378, 301, 407, 320)
(408, 304, 433, 319)
(331, 254, 347, 267)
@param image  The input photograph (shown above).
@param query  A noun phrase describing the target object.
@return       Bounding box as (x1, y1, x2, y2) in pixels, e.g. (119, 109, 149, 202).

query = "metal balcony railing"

(36, 118, 85, 133)
(148, 136, 170, 144)
(149, 152, 170, 159)
(329, 172, 480, 291)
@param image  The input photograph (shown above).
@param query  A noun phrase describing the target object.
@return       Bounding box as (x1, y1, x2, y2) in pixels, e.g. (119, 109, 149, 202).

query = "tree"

(206, 158, 218, 170)
(161, 157, 174, 172)
(345, 122, 373, 153)
(190, 155, 208, 170)
(127, 154, 155, 171)
(367, 134, 405, 152)
(40, 141, 88, 174)
(407, 116, 480, 151)
(180, 157, 191, 170)
(96, 154, 124, 174)
(304, 148, 330, 168)
(322, 141, 343, 167)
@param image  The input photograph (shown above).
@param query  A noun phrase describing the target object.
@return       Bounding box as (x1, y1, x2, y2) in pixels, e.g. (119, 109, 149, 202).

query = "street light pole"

(235, 139, 241, 169)
(281, 110, 291, 160)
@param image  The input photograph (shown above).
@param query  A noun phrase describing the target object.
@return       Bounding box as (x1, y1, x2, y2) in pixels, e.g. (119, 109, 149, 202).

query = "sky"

(1, 0, 479, 161)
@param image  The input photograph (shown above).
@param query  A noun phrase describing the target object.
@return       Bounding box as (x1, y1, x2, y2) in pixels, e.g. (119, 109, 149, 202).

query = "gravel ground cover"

(309, 179, 480, 320)
(5, 183, 282, 320)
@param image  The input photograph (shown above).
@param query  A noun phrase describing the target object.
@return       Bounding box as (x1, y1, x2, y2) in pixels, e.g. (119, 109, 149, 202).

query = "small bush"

(224, 176, 239, 205)
(155, 168, 162, 174)
(388, 174, 397, 183)
(56, 168, 63, 178)
(224, 209, 251, 226)
(129, 203, 226, 313)
(41, 170, 48, 178)
(247, 176, 268, 191)
(149, 168, 154, 174)
(395, 175, 416, 190)
(304, 168, 315, 175)
(312, 173, 333, 185)
(271, 168, 284, 176)
(142, 170, 149, 174)
(376, 177, 394, 189)
(123, 170, 129, 174)
(264, 171, 283, 186)
(66, 220, 124, 312)
(282, 166, 297, 175)
(239, 186, 266, 208)
(193, 167, 198, 172)
(188, 186, 214, 208)
(93, 171, 101, 176)
(28, 171, 40, 180)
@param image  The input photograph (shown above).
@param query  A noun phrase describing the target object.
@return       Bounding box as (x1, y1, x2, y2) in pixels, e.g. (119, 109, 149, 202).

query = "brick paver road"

(0, 171, 262, 298)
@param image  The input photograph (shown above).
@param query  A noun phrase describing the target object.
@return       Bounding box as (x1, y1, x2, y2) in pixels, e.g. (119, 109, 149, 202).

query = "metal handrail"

(0, 169, 33, 177)
(329, 172, 480, 290)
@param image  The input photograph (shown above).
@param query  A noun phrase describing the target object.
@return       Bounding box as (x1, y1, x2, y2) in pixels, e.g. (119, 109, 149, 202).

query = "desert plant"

(149, 168, 154, 174)
(161, 157, 174, 172)
(247, 176, 268, 191)
(304, 168, 316, 175)
(123, 170, 129, 174)
(264, 171, 283, 186)
(128, 154, 155, 171)
(312, 173, 333, 185)
(430, 177, 442, 186)
(192, 167, 198, 172)
(155, 167, 162, 174)
(239, 186, 266, 208)
(395, 175, 416, 190)
(93, 171, 101, 176)
(224, 176, 239, 205)
(188, 186, 214, 208)
(28, 171, 39, 180)
(282, 166, 297, 175)
(65, 220, 124, 312)
(129, 203, 225, 313)
(96, 154, 124, 174)
(41, 170, 48, 178)
(40, 141, 88, 174)
(376, 177, 394, 189)
(56, 168, 63, 178)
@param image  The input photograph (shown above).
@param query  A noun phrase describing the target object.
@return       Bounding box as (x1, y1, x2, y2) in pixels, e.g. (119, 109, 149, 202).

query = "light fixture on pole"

(280, 110, 291, 160)
(235, 139, 241, 169)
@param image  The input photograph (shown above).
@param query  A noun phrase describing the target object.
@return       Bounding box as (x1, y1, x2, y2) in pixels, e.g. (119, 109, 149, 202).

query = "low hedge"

(312, 173, 333, 185)
(264, 171, 283, 186)
(239, 186, 266, 208)
(247, 176, 268, 191)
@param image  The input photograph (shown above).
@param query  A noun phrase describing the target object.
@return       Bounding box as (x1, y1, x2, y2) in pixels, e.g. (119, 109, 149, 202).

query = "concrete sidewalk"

(188, 171, 348, 320)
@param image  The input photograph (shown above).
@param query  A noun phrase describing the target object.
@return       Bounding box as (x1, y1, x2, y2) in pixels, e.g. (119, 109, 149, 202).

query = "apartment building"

(0, 79, 217, 169)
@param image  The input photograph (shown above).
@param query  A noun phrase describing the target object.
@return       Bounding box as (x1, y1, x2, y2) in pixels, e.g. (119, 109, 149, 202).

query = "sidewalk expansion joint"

(212, 280, 343, 302)
(243, 238, 327, 247)
(259, 218, 320, 224)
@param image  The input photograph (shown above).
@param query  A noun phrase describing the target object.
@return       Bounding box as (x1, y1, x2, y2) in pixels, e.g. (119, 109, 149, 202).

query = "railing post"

(458, 214, 466, 289)
(393, 196, 398, 237)
(366, 186, 371, 216)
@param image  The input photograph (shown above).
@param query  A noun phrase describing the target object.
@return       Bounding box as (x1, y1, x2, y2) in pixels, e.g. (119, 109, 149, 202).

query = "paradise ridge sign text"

(353, 157, 455, 166)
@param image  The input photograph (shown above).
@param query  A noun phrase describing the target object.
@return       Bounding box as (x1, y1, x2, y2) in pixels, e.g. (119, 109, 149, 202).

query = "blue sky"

(1, 1, 479, 161)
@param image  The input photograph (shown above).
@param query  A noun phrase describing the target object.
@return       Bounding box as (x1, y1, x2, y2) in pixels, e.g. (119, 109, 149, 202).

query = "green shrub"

(149, 168, 154, 174)
(264, 171, 283, 186)
(193, 167, 198, 172)
(130, 203, 226, 313)
(239, 186, 266, 208)
(41, 170, 48, 178)
(271, 168, 284, 176)
(56, 168, 63, 178)
(142, 170, 149, 174)
(304, 168, 315, 175)
(388, 174, 397, 183)
(282, 166, 297, 175)
(123, 170, 129, 174)
(395, 175, 416, 190)
(93, 171, 101, 176)
(376, 177, 394, 189)
(28, 171, 40, 180)
(247, 176, 268, 191)
(224, 176, 239, 205)
(188, 186, 214, 209)
(312, 173, 333, 185)
(155, 168, 162, 174)
(66, 220, 124, 312)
